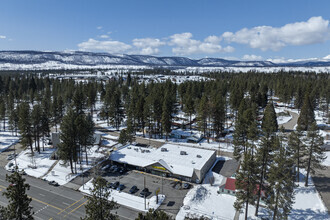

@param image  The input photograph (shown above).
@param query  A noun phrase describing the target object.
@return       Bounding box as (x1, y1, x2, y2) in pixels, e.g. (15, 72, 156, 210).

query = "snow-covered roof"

(110, 143, 215, 178)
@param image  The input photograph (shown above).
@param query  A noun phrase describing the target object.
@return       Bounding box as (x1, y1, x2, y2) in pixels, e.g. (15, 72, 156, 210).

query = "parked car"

(139, 188, 149, 197)
(48, 181, 59, 186)
(116, 184, 125, 191)
(183, 183, 191, 189)
(102, 164, 110, 171)
(129, 185, 138, 194)
(109, 165, 118, 173)
(110, 181, 120, 189)
(118, 167, 126, 174)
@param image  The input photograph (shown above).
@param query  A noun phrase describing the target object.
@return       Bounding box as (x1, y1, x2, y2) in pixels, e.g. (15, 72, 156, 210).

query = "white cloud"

(0, 35, 6, 39)
(99, 35, 109, 39)
(97, 26, 103, 30)
(242, 54, 263, 61)
(169, 32, 233, 55)
(78, 38, 131, 54)
(132, 38, 165, 55)
(323, 55, 330, 60)
(223, 16, 330, 51)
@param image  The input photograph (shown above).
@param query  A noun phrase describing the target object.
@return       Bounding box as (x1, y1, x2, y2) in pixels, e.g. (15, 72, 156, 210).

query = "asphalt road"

(282, 111, 299, 131)
(0, 167, 139, 220)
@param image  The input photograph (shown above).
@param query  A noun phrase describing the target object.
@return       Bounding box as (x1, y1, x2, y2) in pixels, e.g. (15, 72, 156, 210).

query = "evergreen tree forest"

(0, 70, 328, 219)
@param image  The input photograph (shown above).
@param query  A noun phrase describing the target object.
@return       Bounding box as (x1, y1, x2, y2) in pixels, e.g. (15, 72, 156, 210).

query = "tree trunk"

(305, 146, 313, 187)
(273, 188, 280, 220)
(245, 198, 249, 220)
(85, 145, 89, 165)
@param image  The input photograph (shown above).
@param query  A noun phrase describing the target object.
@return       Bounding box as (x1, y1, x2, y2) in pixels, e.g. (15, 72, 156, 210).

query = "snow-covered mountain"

(0, 50, 330, 70)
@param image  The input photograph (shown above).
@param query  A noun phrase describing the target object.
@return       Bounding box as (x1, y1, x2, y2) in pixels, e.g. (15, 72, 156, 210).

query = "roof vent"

(197, 155, 202, 158)
(180, 151, 187, 155)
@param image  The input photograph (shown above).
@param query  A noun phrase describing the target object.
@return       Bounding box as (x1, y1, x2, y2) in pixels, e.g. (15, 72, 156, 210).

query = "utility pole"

(161, 175, 163, 195)
(144, 176, 146, 210)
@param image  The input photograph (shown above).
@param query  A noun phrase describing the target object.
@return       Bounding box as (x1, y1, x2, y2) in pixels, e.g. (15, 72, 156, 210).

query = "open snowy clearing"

(43, 145, 106, 185)
(0, 121, 20, 152)
(176, 157, 235, 220)
(176, 157, 329, 220)
(80, 178, 165, 212)
(5, 143, 57, 178)
(242, 169, 329, 220)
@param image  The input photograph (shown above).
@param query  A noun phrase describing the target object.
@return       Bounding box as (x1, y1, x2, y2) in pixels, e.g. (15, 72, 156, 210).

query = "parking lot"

(101, 164, 192, 215)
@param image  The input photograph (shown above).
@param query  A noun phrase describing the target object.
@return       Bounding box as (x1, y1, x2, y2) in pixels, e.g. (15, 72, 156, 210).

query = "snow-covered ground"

(43, 145, 106, 185)
(242, 169, 329, 220)
(322, 152, 330, 166)
(0, 122, 20, 152)
(176, 157, 235, 220)
(5, 144, 57, 178)
(176, 157, 329, 220)
(80, 178, 165, 212)
(277, 114, 292, 125)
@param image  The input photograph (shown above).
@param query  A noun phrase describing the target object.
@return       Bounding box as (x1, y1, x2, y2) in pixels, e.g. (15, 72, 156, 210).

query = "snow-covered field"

(322, 152, 330, 166)
(176, 157, 329, 220)
(43, 145, 106, 185)
(5, 144, 57, 178)
(80, 178, 165, 212)
(176, 157, 235, 220)
(243, 169, 329, 220)
(0, 122, 20, 152)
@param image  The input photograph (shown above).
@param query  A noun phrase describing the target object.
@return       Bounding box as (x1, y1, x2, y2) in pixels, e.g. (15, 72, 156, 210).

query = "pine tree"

(184, 95, 195, 132)
(2, 171, 34, 220)
(161, 94, 172, 141)
(75, 114, 95, 165)
(58, 108, 78, 173)
(262, 102, 278, 135)
(288, 130, 306, 182)
(31, 104, 42, 153)
(8, 107, 19, 136)
(267, 137, 295, 219)
(0, 99, 6, 131)
(197, 95, 208, 138)
(297, 94, 315, 131)
(304, 122, 326, 187)
(234, 148, 258, 220)
(18, 102, 34, 155)
(233, 99, 250, 160)
(136, 209, 172, 220)
(83, 176, 118, 220)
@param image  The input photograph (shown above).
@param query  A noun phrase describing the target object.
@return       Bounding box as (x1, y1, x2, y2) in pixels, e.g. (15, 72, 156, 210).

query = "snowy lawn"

(176, 157, 235, 220)
(43, 145, 106, 185)
(0, 128, 20, 152)
(80, 178, 165, 212)
(5, 145, 57, 178)
(322, 151, 330, 166)
(239, 169, 329, 220)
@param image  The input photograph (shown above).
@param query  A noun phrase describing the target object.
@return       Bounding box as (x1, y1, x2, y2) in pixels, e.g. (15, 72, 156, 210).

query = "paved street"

(0, 166, 139, 219)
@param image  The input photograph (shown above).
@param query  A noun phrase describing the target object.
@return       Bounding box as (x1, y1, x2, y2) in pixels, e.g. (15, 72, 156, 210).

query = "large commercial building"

(110, 143, 216, 183)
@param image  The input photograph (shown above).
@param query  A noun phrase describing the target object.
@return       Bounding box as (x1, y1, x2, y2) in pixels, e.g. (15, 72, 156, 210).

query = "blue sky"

(1, 0, 330, 61)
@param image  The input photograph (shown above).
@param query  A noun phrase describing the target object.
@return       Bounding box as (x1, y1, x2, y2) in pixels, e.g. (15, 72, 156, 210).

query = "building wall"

(193, 150, 216, 183)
